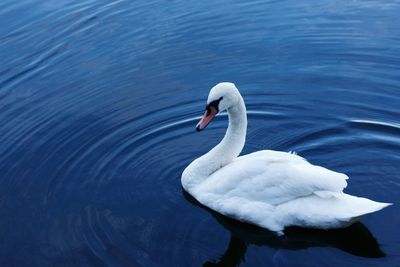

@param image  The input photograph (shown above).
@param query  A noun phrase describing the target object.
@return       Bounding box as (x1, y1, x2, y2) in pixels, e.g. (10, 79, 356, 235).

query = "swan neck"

(223, 98, 247, 159)
(182, 96, 247, 190)
(209, 97, 247, 168)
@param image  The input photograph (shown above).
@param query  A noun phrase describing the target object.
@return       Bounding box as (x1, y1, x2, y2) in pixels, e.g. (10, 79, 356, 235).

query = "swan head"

(196, 82, 240, 131)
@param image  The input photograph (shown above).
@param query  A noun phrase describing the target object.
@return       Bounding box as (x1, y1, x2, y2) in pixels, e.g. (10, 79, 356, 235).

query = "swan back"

(192, 150, 349, 206)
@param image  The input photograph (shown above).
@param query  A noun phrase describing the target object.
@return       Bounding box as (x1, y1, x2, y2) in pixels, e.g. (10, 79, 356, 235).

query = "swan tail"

(325, 194, 392, 228)
(312, 192, 392, 217)
(339, 195, 392, 220)
(279, 193, 392, 229)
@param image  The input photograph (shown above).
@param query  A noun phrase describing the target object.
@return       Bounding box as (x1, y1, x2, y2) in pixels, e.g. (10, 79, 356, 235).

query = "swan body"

(182, 82, 391, 233)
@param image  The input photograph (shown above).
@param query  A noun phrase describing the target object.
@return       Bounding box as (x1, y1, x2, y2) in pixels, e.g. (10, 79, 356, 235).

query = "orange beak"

(196, 106, 218, 131)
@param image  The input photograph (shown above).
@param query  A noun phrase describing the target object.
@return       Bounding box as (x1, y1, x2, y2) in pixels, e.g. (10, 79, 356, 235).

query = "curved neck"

(182, 96, 247, 190)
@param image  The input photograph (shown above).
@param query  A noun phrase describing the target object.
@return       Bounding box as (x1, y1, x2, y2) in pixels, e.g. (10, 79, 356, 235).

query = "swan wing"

(193, 150, 349, 205)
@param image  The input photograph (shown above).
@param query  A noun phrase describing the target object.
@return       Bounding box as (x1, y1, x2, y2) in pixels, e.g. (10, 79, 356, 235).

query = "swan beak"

(196, 106, 217, 131)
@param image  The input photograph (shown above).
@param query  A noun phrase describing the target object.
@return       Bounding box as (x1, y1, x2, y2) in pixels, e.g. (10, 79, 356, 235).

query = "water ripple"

(0, 0, 399, 266)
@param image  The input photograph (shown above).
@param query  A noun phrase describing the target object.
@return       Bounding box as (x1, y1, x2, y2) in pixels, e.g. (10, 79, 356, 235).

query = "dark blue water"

(1, 0, 399, 266)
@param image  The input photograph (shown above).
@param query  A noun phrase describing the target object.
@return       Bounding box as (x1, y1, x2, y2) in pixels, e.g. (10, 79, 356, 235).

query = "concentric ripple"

(0, 0, 399, 266)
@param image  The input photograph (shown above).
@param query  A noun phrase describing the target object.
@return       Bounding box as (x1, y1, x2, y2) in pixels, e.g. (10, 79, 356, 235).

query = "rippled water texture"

(1, 0, 399, 266)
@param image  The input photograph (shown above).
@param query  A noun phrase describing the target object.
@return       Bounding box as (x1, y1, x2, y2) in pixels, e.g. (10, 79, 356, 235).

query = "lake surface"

(0, 0, 399, 266)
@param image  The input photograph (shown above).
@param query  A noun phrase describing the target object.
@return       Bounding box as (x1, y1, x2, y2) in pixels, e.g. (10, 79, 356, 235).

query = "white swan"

(182, 82, 391, 234)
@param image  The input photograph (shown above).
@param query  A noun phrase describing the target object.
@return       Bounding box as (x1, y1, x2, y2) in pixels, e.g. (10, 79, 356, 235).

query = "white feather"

(182, 83, 391, 233)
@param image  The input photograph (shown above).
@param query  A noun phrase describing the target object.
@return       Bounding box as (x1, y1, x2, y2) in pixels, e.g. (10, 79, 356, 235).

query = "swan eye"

(206, 97, 223, 113)
(206, 107, 211, 116)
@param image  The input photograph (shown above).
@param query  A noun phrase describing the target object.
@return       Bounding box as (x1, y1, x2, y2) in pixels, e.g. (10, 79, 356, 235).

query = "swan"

(182, 82, 391, 234)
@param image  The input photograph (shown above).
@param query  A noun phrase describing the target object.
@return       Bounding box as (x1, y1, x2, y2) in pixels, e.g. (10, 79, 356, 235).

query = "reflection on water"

(183, 192, 384, 267)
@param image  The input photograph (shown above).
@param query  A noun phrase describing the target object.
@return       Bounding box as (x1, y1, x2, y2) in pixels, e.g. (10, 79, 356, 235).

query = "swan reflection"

(182, 191, 385, 267)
